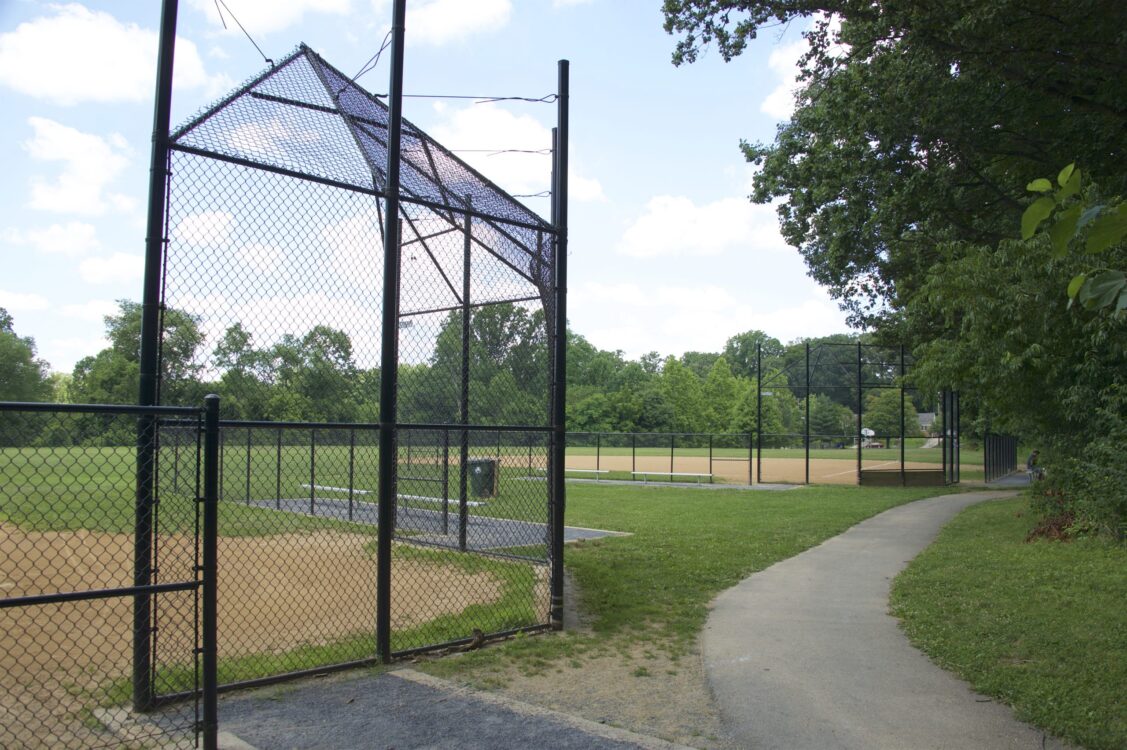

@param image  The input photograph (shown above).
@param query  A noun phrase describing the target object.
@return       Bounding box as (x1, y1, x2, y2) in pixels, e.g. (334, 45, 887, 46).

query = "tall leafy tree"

(723, 329, 783, 379)
(664, 0, 1127, 328)
(0, 309, 52, 402)
(70, 300, 204, 407)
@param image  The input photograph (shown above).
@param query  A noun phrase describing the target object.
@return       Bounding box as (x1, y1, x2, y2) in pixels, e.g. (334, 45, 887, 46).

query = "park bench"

(630, 471, 713, 485)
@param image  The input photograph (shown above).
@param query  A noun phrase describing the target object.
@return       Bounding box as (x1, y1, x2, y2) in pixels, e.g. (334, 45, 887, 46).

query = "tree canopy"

(0, 309, 52, 402)
(664, 0, 1127, 329)
(665, 0, 1127, 535)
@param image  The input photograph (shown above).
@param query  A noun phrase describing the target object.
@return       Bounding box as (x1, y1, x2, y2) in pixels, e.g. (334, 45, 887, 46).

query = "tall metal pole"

(755, 342, 762, 483)
(200, 395, 219, 750)
(134, 0, 178, 713)
(804, 342, 810, 485)
(549, 60, 570, 631)
(899, 345, 906, 486)
(856, 342, 863, 483)
(376, 0, 407, 663)
(459, 197, 472, 552)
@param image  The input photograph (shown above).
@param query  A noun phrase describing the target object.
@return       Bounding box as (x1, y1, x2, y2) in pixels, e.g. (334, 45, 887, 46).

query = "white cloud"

(0, 290, 50, 311)
(408, 0, 511, 46)
(239, 242, 283, 273)
(616, 195, 786, 258)
(44, 336, 110, 372)
(429, 102, 604, 203)
(1, 222, 101, 257)
(320, 208, 384, 290)
(189, 0, 351, 35)
(0, 4, 230, 106)
(60, 299, 119, 321)
(79, 252, 144, 284)
(173, 211, 234, 246)
(573, 281, 847, 358)
(23, 118, 133, 216)
(760, 39, 807, 120)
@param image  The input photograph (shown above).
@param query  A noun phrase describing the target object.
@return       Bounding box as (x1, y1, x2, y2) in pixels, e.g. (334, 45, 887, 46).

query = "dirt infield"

(0, 523, 505, 748)
(565, 454, 949, 485)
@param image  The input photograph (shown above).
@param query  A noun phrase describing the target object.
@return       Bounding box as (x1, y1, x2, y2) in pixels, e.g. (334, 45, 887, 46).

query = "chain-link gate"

(0, 401, 218, 749)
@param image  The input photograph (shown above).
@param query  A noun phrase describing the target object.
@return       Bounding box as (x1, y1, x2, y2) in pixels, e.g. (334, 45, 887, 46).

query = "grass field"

(891, 497, 1126, 750)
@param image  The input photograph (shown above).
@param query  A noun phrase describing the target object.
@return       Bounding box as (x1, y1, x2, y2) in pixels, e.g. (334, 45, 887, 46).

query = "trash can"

(467, 458, 498, 498)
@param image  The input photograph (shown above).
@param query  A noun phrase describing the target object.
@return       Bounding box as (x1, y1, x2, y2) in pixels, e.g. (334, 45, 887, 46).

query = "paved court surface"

(247, 495, 627, 552)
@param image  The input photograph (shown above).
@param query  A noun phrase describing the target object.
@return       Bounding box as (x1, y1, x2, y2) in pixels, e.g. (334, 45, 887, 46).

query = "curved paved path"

(702, 490, 1072, 750)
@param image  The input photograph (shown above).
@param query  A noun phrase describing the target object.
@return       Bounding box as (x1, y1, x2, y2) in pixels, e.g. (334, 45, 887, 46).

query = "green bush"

(1042, 435, 1127, 541)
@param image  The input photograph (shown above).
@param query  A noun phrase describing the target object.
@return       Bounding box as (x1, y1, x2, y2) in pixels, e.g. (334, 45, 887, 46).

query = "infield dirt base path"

(565, 453, 949, 485)
(0, 524, 508, 749)
(702, 490, 1073, 750)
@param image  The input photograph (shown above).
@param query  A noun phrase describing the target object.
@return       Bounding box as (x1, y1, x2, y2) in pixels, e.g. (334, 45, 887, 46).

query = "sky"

(0, 0, 850, 375)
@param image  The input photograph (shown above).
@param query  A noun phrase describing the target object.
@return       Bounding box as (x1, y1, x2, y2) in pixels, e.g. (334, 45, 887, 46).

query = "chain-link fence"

(0, 401, 217, 749)
(150, 43, 561, 688)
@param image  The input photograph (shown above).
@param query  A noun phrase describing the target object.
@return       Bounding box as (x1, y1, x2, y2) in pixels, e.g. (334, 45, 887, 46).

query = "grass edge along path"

(890, 496, 1126, 750)
(422, 482, 953, 681)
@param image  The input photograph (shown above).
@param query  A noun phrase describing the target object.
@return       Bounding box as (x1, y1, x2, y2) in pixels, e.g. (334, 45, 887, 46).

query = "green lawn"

(891, 497, 1126, 750)
(425, 481, 952, 683)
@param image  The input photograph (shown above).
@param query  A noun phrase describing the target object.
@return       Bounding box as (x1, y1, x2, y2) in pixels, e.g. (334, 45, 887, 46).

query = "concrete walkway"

(217, 669, 693, 750)
(702, 490, 1072, 750)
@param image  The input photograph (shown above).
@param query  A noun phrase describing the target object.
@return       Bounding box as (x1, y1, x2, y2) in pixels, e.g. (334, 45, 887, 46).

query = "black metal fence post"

(275, 427, 282, 511)
(900, 345, 906, 486)
(549, 59, 570, 631)
(310, 429, 317, 515)
(804, 342, 810, 485)
(459, 197, 472, 554)
(856, 343, 863, 482)
(442, 428, 450, 535)
(201, 395, 219, 750)
(245, 426, 252, 505)
(134, 0, 179, 712)
(756, 342, 762, 483)
(376, 0, 407, 663)
(348, 428, 356, 521)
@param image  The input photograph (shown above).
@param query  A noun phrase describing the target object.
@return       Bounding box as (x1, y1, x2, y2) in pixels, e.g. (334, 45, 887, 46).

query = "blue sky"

(0, 0, 848, 374)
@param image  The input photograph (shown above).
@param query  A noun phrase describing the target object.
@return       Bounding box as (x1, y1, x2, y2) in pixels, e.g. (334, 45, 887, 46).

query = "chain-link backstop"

(152, 44, 564, 693)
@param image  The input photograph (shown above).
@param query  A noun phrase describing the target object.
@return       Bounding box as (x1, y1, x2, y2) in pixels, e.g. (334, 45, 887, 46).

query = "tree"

(264, 326, 359, 423)
(664, 1, 1127, 328)
(730, 375, 797, 446)
(702, 356, 742, 431)
(659, 357, 707, 433)
(723, 329, 783, 379)
(680, 350, 720, 380)
(213, 323, 269, 419)
(908, 219, 1126, 534)
(809, 394, 852, 440)
(69, 300, 204, 407)
(0, 309, 52, 402)
(862, 388, 915, 442)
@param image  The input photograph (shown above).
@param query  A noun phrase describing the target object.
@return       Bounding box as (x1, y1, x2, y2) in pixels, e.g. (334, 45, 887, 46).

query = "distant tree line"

(1, 304, 925, 447)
